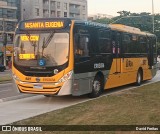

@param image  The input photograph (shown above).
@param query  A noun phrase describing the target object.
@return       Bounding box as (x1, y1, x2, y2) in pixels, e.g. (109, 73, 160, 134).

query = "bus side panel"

(105, 58, 137, 89)
(72, 73, 94, 96)
(105, 57, 153, 89)
(72, 22, 112, 96)
(72, 70, 109, 96)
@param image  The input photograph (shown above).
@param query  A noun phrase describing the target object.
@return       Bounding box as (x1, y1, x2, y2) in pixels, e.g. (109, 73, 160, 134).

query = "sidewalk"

(0, 69, 12, 83)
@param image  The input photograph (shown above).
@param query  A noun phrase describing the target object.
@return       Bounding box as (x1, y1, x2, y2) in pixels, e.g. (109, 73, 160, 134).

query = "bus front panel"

(13, 23, 74, 95)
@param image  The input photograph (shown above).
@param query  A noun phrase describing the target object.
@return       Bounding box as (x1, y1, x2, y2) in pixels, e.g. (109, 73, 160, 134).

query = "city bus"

(12, 18, 157, 98)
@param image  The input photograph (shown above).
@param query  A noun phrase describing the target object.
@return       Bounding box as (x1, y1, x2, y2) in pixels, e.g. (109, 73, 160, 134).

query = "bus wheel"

(89, 76, 103, 98)
(136, 71, 142, 86)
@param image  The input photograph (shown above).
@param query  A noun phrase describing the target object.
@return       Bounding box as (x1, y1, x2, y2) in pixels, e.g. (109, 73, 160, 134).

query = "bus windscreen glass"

(14, 32, 69, 67)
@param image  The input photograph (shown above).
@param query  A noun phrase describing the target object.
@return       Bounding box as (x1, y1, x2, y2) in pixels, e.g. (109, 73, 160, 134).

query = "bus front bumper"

(13, 79, 72, 96)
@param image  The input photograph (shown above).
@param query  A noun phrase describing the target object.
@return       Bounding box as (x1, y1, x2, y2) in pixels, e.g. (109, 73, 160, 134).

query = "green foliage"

(117, 10, 131, 16)
(93, 18, 111, 24)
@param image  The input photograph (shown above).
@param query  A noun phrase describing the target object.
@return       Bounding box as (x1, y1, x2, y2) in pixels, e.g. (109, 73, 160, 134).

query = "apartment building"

(0, 0, 21, 64)
(22, 0, 88, 20)
(0, 0, 21, 33)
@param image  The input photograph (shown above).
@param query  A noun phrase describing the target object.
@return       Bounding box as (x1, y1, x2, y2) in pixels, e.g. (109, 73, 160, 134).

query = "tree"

(93, 18, 111, 24)
(117, 11, 131, 16)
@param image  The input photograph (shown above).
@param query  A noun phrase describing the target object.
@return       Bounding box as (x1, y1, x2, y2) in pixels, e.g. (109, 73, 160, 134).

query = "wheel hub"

(93, 80, 101, 93)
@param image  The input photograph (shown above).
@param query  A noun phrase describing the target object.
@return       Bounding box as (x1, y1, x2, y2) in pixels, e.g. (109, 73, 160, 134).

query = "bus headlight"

(12, 73, 21, 82)
(58, 71, 73, 83)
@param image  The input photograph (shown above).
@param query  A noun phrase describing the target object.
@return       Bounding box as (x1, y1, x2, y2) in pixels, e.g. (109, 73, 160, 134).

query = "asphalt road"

(0, 70, 18, 100)
(0, 70, 159, 125)
(0, 83, 19, 99)
(0, 70, 33, 100)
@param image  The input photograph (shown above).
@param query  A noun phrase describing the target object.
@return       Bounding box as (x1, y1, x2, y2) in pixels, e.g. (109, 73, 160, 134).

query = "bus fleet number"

(94, 63, 105, 69)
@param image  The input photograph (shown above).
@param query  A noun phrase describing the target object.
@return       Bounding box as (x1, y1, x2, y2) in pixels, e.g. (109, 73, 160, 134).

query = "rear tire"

(136, 71, 142, 86)
(88, 76, 103, 98)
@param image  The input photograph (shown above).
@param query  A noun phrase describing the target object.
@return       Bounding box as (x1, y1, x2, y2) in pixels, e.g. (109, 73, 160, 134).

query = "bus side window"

(74, 34, 89, 57)
(122, 33, 131, 54)
(74, 34, 81, 56)
(112, 31, 121, 55)
(99, 30, 111, 53)
(139, 36, 147, 53)
(116, 33, 121, 54)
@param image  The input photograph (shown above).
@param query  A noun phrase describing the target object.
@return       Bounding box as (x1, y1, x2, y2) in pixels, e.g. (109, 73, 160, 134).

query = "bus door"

(112, 31, 121, 73)
(148, 37, 156, 68)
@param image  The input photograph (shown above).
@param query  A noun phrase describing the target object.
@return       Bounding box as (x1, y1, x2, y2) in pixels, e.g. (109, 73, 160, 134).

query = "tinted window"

(98, 30, 111, 53)
(74, 25, 90, 57)
(122, 34, 131, 53)
(138, 36, 147, 53)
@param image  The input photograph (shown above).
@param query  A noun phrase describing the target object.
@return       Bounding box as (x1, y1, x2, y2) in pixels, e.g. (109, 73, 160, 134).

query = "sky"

(88, 0, 160, 16)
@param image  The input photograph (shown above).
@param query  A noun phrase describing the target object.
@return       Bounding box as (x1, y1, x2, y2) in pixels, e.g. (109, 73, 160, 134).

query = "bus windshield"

(14, 32, 69, 67)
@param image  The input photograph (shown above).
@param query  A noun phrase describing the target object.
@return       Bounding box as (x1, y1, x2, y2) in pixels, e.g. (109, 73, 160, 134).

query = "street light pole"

(3, 18, 7, 67)
(152, 0, 155, 33)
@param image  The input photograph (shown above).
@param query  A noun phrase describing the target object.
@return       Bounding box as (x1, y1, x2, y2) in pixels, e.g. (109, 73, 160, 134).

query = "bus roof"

(74, 20, 110, 29)
(109, 24, 155, 36)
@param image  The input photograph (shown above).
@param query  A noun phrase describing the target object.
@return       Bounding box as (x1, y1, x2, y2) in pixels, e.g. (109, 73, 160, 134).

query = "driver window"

(74, 34, 89, 57)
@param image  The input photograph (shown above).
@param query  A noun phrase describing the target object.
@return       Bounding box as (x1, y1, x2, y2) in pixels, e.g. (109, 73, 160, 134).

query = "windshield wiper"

(25, 31, 33, 46)
(41, 31, 55, 57)
(25, 31, 37, 55)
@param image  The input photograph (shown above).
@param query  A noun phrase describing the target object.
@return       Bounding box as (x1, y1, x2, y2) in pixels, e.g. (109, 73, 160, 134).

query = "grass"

(2, 82, 160, 134)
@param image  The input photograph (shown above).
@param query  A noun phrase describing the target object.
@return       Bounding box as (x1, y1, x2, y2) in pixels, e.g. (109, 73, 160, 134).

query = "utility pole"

(3, 18, 7, 67)
(152, 0, 155, 33)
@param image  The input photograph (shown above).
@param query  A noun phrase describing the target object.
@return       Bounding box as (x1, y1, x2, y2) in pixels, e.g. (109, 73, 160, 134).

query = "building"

(22, 0, 88, 20)
(0, 0, 21, 33)
(0, 0, 20, 64)
(88, 13, 113, 21)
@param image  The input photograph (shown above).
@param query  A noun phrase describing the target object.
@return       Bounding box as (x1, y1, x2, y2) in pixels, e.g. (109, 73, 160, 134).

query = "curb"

(0, 94, 35, 103)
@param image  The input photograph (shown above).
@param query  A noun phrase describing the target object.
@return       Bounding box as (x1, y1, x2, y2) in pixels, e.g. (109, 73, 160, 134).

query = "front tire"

(89, 76, 103, 98)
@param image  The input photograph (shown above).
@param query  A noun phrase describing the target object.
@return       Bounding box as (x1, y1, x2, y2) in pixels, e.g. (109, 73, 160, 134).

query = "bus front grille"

(18, 84, 61, 95)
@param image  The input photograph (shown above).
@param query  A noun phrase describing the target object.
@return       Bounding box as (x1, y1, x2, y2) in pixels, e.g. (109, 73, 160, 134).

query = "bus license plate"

(34, 85, 43, 89)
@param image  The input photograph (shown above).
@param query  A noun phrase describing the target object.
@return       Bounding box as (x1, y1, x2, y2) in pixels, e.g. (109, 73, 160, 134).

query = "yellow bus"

(12, 18, 157, 98)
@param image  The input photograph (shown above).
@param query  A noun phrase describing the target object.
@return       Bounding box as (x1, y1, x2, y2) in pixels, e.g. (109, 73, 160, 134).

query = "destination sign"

(21, 35, 39, 41)
(19, 54, 35, 60)
(18, 18, 72, 31)
(23, 21, 64, 29)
